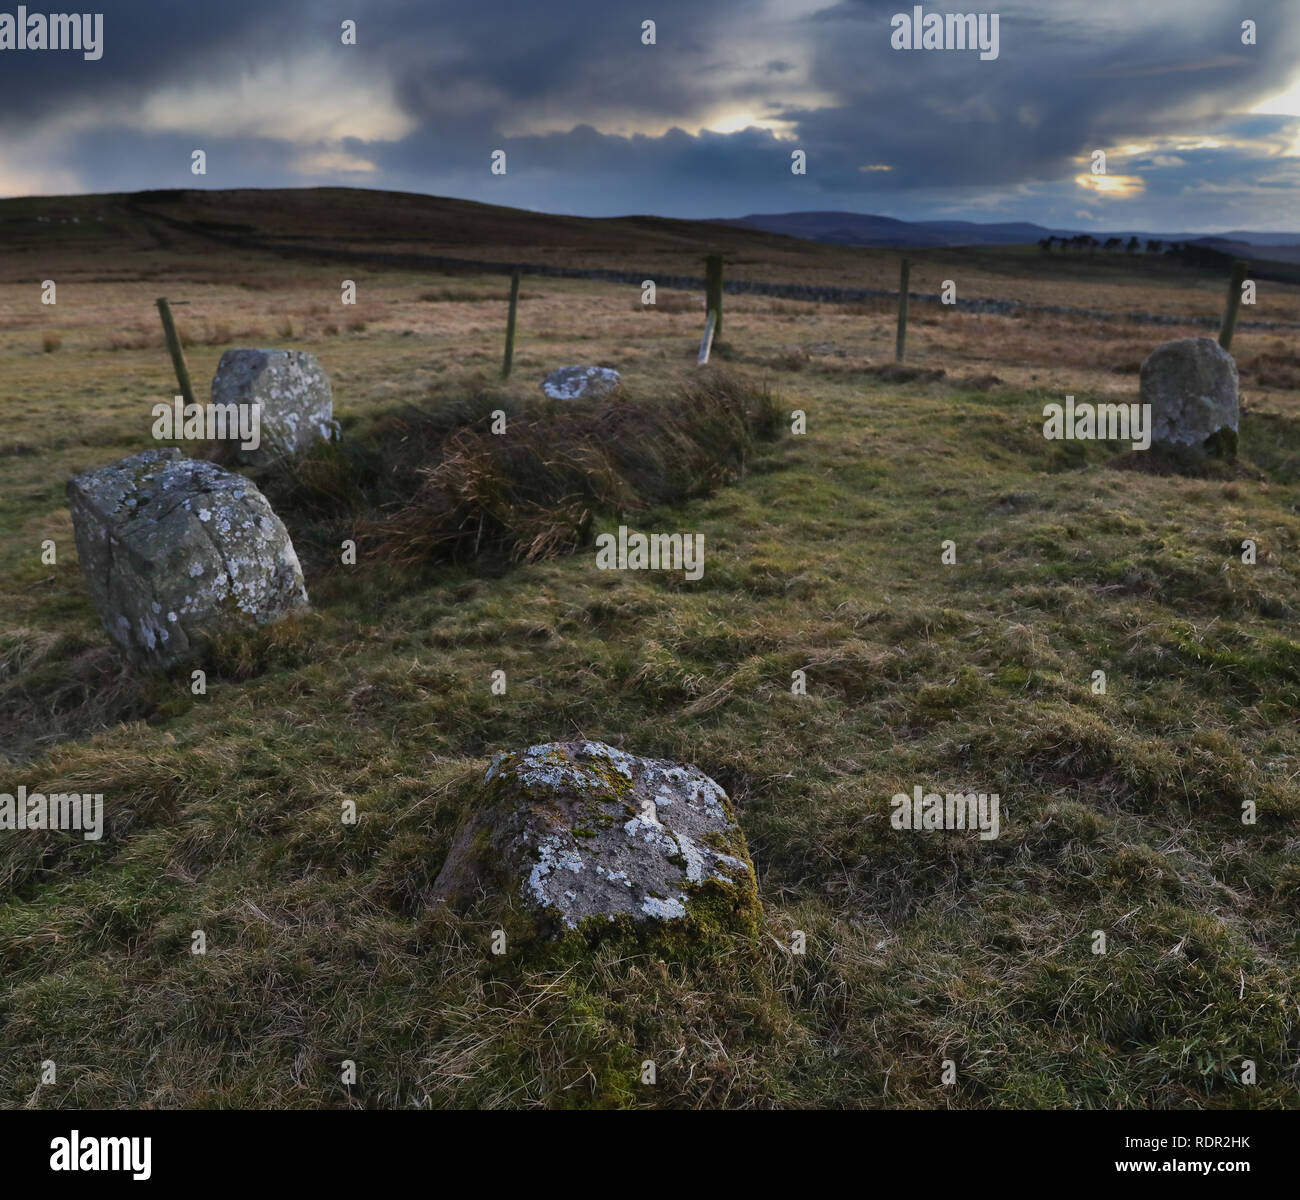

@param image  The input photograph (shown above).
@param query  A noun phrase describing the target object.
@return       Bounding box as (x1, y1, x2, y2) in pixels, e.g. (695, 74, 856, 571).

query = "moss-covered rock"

(433, 740, 761, 947)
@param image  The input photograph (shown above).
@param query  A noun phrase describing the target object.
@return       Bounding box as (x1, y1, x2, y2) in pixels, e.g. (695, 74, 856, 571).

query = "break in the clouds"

(1, 0, 1298, 230)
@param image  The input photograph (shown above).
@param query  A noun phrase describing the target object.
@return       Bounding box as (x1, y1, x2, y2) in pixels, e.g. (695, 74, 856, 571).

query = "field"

(2, 188, 1299, 1109)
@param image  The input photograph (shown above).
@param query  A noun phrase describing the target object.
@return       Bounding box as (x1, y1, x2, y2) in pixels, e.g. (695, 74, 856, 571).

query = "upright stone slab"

(434, 740, 761, 943)
(1139, 337, 1240, 457)
(541, 366, 621, 401)
(66, 449, 309, 669)
(210, 348, 335, 466)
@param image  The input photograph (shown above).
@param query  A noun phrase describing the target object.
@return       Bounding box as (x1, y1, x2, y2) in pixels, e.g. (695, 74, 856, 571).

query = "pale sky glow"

(1251, 73, 1300, 117)
(1250, 72, 1300, 157)
(137, 59, 416, 144)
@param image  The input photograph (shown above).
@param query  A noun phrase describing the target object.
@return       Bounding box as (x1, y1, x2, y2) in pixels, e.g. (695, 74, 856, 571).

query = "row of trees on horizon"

(1037, 235, 1186, 255)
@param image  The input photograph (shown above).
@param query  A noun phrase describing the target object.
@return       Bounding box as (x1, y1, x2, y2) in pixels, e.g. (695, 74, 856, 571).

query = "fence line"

(894, 258, 909, 362)
(1219, 260, 1248, 351)
(154, 296, 196, 406)
(705, 254, 724, 342)
(131, 205, 1300, 334)
(501, 267, 521, 379)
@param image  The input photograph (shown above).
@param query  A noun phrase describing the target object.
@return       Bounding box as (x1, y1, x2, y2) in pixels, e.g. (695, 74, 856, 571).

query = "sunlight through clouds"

(137, 53, 416, 143)
(1074, 173, 1145, 196)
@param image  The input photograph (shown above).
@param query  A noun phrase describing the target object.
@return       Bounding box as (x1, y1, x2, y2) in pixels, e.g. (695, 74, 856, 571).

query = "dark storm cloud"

(0, 1, 317, 120)
(775, 0, 1299, 192)
(1, 0, 1298, 228)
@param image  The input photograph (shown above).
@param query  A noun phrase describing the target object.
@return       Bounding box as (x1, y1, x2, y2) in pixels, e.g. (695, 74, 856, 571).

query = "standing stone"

(1139, 337, 1240, 457)
(209, 348, 336, 466)
(434, 740, 761, 941)
(541, 366, 621, 401)
(66, 449, 308, 669)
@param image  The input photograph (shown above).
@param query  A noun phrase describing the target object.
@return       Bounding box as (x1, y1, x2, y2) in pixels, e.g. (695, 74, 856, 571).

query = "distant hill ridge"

(712, 210, 1300, 258)
(5, 188, 1299, 277)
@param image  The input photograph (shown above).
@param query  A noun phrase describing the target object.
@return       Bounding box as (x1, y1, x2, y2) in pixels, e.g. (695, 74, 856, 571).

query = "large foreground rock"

(434, 741, 761, 941)
(1140, 337, 1239, 456)
(67, 449, 308, 669)
(541, 365, 621, 401)
(210, 348, 335, 466)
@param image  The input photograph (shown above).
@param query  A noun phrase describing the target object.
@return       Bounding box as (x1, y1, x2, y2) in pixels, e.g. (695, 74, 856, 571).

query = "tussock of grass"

(254, 382, 523, 561)
(0, 632, 170, 762)
(368, 367, 781, 566)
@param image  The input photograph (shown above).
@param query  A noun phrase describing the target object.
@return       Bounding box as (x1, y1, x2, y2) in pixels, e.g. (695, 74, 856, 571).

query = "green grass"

(2, 249, 1300, 1108)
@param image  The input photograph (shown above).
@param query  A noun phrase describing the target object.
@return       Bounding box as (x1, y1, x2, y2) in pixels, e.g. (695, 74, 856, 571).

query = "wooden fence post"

(1218, 259, 1248, 352)
(895, 258, 910, 363)
(502, 267, 521, 380)
(698, 309, 718, 365)
(705, 254, 723, 343)
(155, 296, 195, 407)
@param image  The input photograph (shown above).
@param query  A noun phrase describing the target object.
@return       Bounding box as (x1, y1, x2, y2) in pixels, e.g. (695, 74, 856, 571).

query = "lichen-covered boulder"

(66, 449, 308, 669)
(210, 348, 336, 466)
(434, 741, 761, 943)
(1139, 337, 1239, 457)
(541, 366, 621, 401)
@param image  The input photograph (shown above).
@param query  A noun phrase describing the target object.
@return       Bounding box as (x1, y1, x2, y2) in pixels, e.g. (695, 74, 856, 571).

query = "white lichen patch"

(673, 830, 708, 883)
(640, 896, 688, 920)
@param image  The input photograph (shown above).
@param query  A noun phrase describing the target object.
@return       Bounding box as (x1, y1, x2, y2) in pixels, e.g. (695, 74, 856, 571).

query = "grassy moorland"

(1, 189, 1298, 1109)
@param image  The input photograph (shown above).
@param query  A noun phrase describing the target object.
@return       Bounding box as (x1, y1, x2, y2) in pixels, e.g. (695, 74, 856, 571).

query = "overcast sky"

(2, 0, 1298, 231)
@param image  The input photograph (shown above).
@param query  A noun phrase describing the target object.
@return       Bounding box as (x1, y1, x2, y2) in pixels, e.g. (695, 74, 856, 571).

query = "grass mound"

(367, 366, 781, 566)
